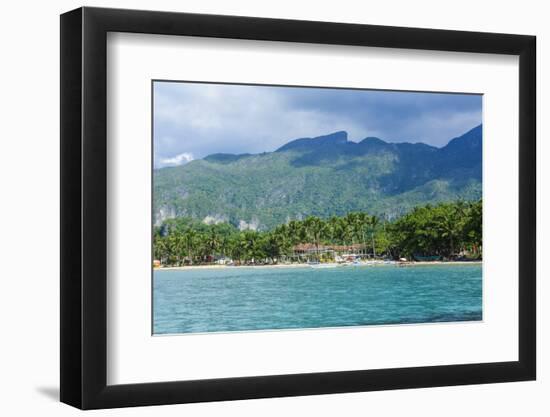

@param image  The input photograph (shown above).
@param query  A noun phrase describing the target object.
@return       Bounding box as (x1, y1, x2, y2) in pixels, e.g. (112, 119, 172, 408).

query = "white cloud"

(153, 82, 482, 166)
(158, 152, 194, 167)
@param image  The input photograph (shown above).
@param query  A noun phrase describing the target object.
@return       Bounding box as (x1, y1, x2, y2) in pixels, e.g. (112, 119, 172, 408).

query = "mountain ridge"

(154, 124, 482, 229)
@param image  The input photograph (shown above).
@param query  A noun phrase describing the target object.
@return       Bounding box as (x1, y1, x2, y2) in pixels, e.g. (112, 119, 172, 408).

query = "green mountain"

(154, 125, 482, 230)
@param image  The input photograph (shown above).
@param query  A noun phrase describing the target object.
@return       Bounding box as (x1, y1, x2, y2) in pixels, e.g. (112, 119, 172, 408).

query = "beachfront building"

(292, 243, 369, 262)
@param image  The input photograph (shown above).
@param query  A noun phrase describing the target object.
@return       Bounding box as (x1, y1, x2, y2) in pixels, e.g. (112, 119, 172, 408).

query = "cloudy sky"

(153, 81, 482, 168)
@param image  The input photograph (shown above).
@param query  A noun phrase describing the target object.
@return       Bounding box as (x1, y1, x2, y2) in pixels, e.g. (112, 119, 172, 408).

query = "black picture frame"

(60, 6, 536, 410)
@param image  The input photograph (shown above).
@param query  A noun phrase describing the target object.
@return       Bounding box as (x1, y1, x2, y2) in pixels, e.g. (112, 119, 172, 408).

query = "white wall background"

(0, 0, 545, 415)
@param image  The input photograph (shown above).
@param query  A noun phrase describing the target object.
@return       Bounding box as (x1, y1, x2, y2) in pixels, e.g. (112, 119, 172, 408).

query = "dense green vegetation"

(154, 200, 482, 266)
(154, 125, 482, 230)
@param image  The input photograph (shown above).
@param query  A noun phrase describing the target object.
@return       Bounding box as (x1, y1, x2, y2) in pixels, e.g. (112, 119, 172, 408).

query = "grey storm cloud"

(153, 81, 482, 168)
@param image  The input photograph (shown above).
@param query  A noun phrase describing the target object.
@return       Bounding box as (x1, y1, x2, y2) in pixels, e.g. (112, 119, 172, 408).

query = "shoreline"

(156, 260, 482, 271)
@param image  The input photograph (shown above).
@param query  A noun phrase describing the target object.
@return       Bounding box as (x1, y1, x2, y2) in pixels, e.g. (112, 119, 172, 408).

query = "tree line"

(153, 200, 482, 266)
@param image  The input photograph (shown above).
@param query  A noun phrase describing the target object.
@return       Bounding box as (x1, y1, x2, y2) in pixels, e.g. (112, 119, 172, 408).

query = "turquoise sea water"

(153, 264, 482, 335)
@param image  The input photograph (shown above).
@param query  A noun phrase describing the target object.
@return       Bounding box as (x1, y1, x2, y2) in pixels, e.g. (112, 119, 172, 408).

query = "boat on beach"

(309, 259, 396, 268)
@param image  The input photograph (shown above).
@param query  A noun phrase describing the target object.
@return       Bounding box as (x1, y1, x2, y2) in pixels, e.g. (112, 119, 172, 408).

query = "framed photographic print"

(60, 7, 536, 409)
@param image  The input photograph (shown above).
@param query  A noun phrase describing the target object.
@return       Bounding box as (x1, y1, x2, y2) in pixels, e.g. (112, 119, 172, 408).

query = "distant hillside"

(154, 125, 482, 230)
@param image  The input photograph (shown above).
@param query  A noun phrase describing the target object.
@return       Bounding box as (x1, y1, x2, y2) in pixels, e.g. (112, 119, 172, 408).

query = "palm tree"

(438, 211, 459, 257)
(218, 235, 228, 258)
(165, 233, 180, 265)
(355, 212, 370, 256)
(327, 216, 341, 244)
(172, 232, 187, 265)
(463, 200, 482, 254)
(342, 213, 360, 249)
(273, 227, 291, 259)
(153, 235, 168, 265)
(182, 229, 198, 265)
(205, 228, 221, 259)
(286, 220, 303, 245)
(239, 230, 258, 263)
(303, 216, 323, 258)
(227, 234, 244, 264)
(368, 215, 379, 258)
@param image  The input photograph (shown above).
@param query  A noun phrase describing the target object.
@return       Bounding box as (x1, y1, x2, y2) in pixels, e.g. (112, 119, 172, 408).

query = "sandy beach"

(158, 263, 311, 271)
(396, 261, 482, 266)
